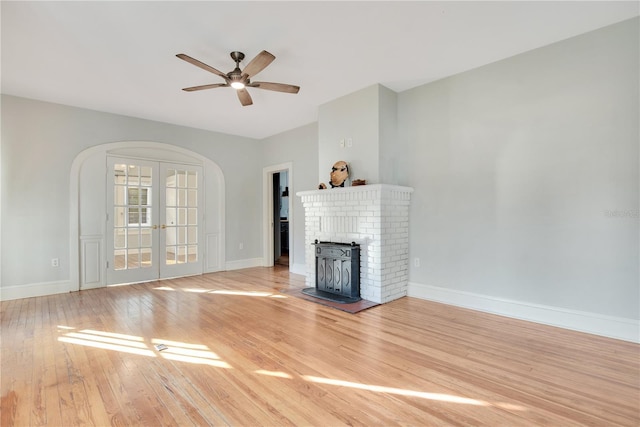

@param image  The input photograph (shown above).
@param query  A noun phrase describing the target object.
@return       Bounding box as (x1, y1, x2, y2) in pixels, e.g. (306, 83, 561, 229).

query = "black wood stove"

(302, 240, 361, 303)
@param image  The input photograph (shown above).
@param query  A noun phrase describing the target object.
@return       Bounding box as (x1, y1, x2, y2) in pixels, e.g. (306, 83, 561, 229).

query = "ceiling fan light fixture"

(177, 50, 299, 106)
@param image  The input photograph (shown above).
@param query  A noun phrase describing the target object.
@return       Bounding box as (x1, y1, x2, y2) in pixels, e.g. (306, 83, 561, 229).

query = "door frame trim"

(262, 162, 293, 268)
(70, 141, 225, 291)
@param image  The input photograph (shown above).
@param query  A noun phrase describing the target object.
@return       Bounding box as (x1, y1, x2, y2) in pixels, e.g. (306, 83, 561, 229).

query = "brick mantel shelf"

(297, 184, 413, 304)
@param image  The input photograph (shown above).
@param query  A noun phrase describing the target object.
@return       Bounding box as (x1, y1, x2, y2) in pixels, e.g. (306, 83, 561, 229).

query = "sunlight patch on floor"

(254, 370, 293, 379)
(64, 331, 148, 348)
(58, 334, 156, 357)
(151, 338, 209, 350)
(160, 352, 232, 368)
(107, 282, 142, 287)
(80, 329, 145, 341)
(152, 287, 288, 298)
(302, 375, 527, 410)
(152, 338, 231, 367)
(58, 329, 233, 368)
(210, 290, 277, 297)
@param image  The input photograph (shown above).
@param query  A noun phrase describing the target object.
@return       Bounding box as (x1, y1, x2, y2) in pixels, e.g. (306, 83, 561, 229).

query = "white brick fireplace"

(298, 184, 413, 304)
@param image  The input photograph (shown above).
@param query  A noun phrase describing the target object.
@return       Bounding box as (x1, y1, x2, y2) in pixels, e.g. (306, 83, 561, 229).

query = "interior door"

(159, 162, 203, 279)
(106, 157, 203, 285)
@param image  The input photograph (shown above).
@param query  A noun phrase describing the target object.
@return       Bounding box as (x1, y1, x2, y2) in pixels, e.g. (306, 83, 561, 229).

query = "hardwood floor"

(275, 251, 289, 267)
(1, 266, 639, 426)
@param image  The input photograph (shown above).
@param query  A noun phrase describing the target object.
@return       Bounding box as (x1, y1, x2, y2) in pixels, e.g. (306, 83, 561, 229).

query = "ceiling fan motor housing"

(228, 52, 247, 85)
(228, 67, 246, 84)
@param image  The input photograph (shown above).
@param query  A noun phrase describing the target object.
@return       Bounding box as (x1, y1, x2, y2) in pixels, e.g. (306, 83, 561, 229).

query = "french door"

(106, 157, 203, 285)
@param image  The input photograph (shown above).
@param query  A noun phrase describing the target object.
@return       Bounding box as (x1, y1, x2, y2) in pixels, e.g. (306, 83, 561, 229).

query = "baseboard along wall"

(408, 281, 639, 344)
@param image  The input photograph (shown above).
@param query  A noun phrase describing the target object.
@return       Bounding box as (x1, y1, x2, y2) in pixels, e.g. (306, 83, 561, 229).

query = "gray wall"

(378, 85, 406, 186)
(399, 17, 639, 320)
(261, 122, 318, 271)
(1, 95, 262, 288)
(318, 85, 380, 185)
(318, 84, 407, 187)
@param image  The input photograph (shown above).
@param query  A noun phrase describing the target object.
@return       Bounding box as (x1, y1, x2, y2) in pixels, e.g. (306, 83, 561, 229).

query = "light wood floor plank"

(2, 266, 639, 426)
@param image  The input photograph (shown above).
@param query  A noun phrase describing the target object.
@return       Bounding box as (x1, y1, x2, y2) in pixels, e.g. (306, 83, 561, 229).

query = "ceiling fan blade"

(176, 54, 228, 80)
(182, 83, 229, 92)
(237, 88, 253, 106)
(248, 81, 300, 94)
(242, 50, 275, 78)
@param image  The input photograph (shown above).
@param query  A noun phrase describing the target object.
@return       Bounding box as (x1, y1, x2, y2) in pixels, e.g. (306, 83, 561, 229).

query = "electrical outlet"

(239, 243, 244, 250)
(51, 258, 59, 267)
(340, 138, 345, 148)
(347, 138, 353, 148)
(414, 258, 420, 268)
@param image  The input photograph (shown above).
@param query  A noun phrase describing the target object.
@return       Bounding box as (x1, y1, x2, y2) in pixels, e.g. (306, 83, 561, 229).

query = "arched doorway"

(70, 141, 225, 290)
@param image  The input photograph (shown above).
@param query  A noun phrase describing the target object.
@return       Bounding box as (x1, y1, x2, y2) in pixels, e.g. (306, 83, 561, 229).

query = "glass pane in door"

(112, 163, 154, 270)
(164, 168, 198, 265)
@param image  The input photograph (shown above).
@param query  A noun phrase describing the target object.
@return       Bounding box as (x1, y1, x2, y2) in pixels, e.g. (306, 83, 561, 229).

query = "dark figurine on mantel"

(318, 160, 349, 189)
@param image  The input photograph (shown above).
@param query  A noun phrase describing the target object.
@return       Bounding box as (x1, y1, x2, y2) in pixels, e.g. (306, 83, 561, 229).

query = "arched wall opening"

(70, 141, 225, 290)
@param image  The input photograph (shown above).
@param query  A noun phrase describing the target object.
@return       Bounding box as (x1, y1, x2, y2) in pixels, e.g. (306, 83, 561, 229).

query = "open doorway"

(263, 162, 293, 269)
(273, 171, 289, 266)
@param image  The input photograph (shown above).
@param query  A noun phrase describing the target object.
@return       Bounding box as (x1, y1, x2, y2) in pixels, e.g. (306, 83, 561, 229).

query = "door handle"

(161, 224, 167, 229)
(152, 225, 158, 230)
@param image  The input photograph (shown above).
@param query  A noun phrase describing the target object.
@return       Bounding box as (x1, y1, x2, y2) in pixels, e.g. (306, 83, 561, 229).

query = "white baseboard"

(225, 258, 263, 271)
(290, 263, 307, 276)
(0, 280, 74, 301)
(408, 281, 639, 343)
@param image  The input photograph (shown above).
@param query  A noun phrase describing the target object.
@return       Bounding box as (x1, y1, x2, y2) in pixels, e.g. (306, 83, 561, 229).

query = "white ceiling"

(2, 1, 638, 139)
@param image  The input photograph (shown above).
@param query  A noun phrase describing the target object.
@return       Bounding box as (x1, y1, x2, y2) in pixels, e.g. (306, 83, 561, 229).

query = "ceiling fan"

(176, 50, 300, 106)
